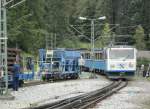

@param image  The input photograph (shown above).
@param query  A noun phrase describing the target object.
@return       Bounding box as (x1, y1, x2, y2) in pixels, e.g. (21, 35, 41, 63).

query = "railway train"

(80, 46, 137, 79)
(0, 45, 136, 88)
(39, 48, 81, 80)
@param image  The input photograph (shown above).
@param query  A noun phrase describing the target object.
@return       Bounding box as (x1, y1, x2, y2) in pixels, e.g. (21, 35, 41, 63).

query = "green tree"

(6, 0, 150, 54)
(95, 23, 111, 47)
(133, 25, 146, 50)
(7, 0, 46, 54)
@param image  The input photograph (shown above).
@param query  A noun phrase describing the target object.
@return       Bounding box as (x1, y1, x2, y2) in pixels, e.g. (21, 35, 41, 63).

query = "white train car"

(105, 46, 137, 79)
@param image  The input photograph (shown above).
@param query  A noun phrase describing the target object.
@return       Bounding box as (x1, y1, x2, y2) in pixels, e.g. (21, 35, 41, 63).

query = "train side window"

(87, 53, 89, 59)
(84, 53, 86, 59)
(97, 53, 99, 59)
(102, 51, 107, 59)
(85, 53, 89, 59)
(88, 53, 90, 59)
(94, 53, 98, 60)
(85, 54, 87, 59)
(94, 53, 102, 60)
(82, 53, 85, 59)
(94, 53, 96, 59)
(100, 53, 103, 59)
(82, 52, 91, 59)
(99, 53, 101, 59)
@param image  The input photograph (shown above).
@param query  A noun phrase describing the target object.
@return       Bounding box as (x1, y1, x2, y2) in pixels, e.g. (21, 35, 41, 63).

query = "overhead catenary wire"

(9, 0, 26, 9)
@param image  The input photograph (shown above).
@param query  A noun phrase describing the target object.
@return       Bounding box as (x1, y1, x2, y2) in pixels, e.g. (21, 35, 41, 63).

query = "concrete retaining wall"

(137, 51, 150, 59)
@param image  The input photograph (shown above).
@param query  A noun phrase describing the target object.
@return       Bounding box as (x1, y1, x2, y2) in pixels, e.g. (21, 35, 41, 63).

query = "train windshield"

(109, 49, 134, 60)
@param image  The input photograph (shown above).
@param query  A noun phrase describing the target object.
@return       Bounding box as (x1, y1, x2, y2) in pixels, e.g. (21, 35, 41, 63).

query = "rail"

(27, 80, 127, 109)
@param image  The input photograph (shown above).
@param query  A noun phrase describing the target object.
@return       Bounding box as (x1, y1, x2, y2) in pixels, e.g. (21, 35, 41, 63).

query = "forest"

(7, 0, 150, 54)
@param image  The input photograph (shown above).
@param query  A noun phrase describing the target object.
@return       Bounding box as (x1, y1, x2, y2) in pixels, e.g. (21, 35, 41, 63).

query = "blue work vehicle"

(39, 49, 81, 81)
(19, 57, 34, 82)
(8, 56, 35, 87)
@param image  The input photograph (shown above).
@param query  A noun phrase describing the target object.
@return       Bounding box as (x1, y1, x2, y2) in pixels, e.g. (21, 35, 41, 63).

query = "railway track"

(22, 72, 95, 87)
(28, 80, 127, 109)
(23, 81, 48, 87)
(23, 78, 81, 87)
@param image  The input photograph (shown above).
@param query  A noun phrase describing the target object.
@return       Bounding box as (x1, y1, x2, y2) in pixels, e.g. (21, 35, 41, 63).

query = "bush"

(137, 57, 150, 69)
(42, 75, 46, 81)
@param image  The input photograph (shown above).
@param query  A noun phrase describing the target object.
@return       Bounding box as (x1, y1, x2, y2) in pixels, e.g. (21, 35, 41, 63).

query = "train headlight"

(129, 62, 134, 68)
(110, 64, 115, 68)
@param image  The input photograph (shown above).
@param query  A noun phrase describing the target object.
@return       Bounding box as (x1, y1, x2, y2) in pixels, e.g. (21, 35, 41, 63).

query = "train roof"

(51, 49, 81, 58)
(106, 45, 135, 49)
(51, 48, 82, 51)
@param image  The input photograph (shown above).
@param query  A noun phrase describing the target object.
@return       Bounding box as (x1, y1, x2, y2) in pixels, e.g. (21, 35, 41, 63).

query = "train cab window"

(109, 49, 134, 59)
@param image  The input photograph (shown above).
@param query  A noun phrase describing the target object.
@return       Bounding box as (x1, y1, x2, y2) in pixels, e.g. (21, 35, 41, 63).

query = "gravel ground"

(94, 77, 150, 109)
(0, 72, 110, 109)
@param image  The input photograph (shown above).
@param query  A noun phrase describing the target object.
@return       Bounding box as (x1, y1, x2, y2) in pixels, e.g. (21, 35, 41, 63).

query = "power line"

(9, 0, 26, 9)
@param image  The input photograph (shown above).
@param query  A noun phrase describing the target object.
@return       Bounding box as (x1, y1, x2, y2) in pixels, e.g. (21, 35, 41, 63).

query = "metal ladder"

(0, 0, 8, 95)
(46, 33, 52, 50)
(46, 33, 56, 50)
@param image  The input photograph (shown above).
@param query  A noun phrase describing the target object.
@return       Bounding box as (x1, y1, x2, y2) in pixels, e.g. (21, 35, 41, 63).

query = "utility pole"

(0, 0, 8, 95)
(79, 16, 106, 78)
(90, 20, 95, 77)
(45, 33, 49, 50)
(51, 33, 53, 50)
(54, 33, 56, 49)
(0, 0, 26, 98)
(91, 20, 94, 58)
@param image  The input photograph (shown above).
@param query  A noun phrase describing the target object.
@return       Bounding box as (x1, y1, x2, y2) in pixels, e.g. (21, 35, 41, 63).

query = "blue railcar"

(79, 49, 106, 72)
(39, 49, 81, 80)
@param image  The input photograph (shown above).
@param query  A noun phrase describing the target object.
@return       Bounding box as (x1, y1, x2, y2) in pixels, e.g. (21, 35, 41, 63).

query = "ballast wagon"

(39, 49, 81, 80)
